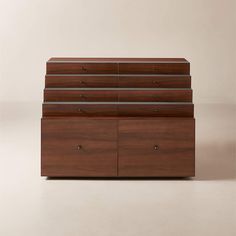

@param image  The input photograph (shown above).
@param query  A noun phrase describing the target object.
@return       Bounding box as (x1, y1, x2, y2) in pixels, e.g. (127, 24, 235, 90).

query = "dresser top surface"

(48, 58, 189, 63)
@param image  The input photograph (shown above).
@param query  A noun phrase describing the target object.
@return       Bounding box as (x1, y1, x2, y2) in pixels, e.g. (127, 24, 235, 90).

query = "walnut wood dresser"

(41, 58, 195, 177)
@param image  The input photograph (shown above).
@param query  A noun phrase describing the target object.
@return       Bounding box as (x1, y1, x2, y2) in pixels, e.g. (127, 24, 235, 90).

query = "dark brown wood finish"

(118, 90, 192, 102)
(118, 104, 193, 117)
(119, 63, 189, 75)
(43, 103, 193, 117)
(47, 58, 190, 75)
(41, 119, 117, 177)
(118, 75, 191, 88)
(47, 63, 118, 74)
(42, 57, 195, 178)
(45, 75, 191, 88)
(44, 90, 118, 102)
(45, 75, 118, 88)
(118, 119, 195, 177)
(44, 89, 192, 102)
(43, 104, 118, 117)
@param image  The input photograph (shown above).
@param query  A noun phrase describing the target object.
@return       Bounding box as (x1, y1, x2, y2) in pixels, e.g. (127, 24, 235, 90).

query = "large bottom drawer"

(41, 118, 195, 177)
(118, 118, 195, 177)
(41, 119, 117, 177)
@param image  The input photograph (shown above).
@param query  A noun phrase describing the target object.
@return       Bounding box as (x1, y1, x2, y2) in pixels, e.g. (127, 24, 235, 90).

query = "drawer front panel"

(119, 63, 190, 75)
(118, 104, 193, 117)
(118, 90, 192, 102)
(118, 75, 191, 88)
(44, 90, 192, 102)
(43, 103, 193, 117)
(44, 90, 118, 102)
(45, 75, 118, 88)
(45, 75, 191, 88)
(43, 104, 117, 117)
(47, 63, 118, 74)
(118, 119, 195, 177)
(41, 119, 117, 177)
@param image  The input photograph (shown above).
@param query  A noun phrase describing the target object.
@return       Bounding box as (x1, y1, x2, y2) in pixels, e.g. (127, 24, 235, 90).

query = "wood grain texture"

(119, 63, 190, 75)
(118, 104, 193, 117)
(118, 75, 191, 88)
(118, 90, 192, 102)
(118, 118, 195, 177)
(45, 75, 118, 88)
(47, 63, 118, 74)
(43, 104, 118, 117)
(45, 75, 191, 88)
(44, 89, 192, 102)
(43, 103, 193, 117)
(44, 90, 118, 102)
(42, 57, 195, 178)
(46, 58, 190, 75)
(41, 119, 118, 177)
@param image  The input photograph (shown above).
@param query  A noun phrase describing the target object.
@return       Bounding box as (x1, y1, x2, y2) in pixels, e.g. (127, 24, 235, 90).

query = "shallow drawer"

(47, 62, 118, 74)
(118, 89, 192, 102)
(45, 75, 118, 88)
(119, 63, 190, 75)
(118, 118, 195, 177)
(43, 102, 193, 117)
(44, 89, 192, 103)
(43, 103, 117, 117)
(118, 75, 191, 88)
(41, 119, 117, 177)
(45, 75, 191, 88)
(118, 103, 193, 117)
(44, 89, 118, 102)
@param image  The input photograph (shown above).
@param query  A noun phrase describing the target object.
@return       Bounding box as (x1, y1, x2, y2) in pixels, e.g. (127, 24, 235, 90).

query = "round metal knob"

(77, 145, 82, 150)
(77, 108, 82, 112)
(154, 145, 159, 150)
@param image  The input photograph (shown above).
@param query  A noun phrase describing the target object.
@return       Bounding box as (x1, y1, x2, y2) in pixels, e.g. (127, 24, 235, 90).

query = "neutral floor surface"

(0, 103, 235, 236)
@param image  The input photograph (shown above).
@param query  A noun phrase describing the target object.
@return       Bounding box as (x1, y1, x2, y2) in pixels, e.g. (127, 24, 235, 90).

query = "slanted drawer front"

(41, 119, 117, 177)
(45, 75, 118, 88)
(118, 90, 192, 102)
(44, 90, 118, 102)
(43, 103, 117, 117)
(118, 119, 195, 177)
(119, 63, 189, 75)
(118, 75, 191, 88)
(47, 63, 118, 74)
(118, 104, 193, 117)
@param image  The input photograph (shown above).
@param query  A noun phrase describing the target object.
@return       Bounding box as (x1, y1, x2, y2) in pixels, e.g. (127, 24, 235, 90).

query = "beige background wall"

(0, 0, 235, 103)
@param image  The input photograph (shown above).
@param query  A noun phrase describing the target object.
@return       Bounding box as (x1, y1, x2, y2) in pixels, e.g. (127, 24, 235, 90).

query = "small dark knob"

(77, 145, 82, 150)
(81, 66, 87, 71)
(152, 81, 159, 86)
(154, 145, 159, 150)
(77, 108, 82, 112)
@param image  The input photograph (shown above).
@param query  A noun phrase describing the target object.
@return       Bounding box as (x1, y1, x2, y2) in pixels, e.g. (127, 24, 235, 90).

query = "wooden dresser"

(41, 58, 195, 177)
